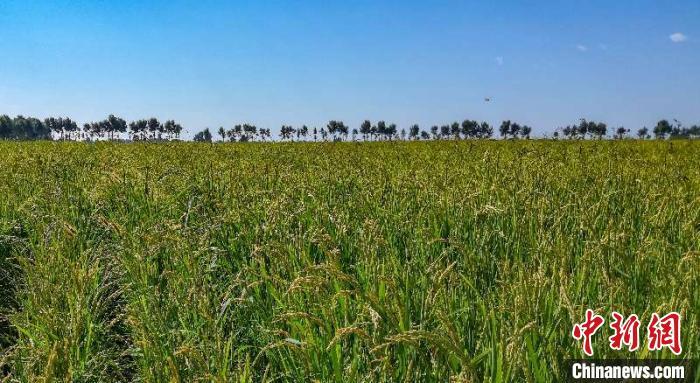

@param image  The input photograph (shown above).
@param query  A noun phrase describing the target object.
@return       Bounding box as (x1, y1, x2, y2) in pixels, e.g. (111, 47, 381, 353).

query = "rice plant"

(0, 140, 698, 382)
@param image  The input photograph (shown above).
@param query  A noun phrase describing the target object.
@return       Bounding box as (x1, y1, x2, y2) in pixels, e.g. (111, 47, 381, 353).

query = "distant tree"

(376, 121, 387, 140)
(63, 118, 79, 140)
(327, 120, 338, 139)
(689, 125, 700, 139)
(45, 117, 78, 140)
(420, 130, 430, 140)
(243, 124, 257, 141)
(669, 119, 690, 139)
(105, 115, 127, 140)
(162, 120, 183, 140)
(0, 115, 13, 139)
(430, 125, 439, 139)
(256, 128, 265, 141)
(258, 128, 271, 141)
(561, 125, 574, 139)
(299, 125, 309, 140)
(326, 120, 348, 140)
(352, 128, 358, 141)
(387, 123, 397, 140)
(653, 119, 672, 139)
(147, 118, 161, 140)
(614, 127, 629, 139)
(409, 124, 420, 140)
(450, 122, 461, 139)
(478, 122, 493, 139)
(218, 127, 226, 142)
(10, 116, 51, 140)
(509, 122, 521, 138)
(193, 128, 212, 142)
(586, 120, 607, 139)
(83, 121, 103, 140)
(461, 120, 478, 139)
(440, 125, 450, 139)
(360, 120, 371, 141)
(280, 125, 294, 141)
(521, 125, 532, 139)
(338, 121, 349, 140)
(576, 120, 589, 138)
(129, 120, 148, 140)
(637, 127, 649, 139)
(366, 125, 375, 141)
(499, 120, 511, 138)
(230, 124, 243, 141)
(45, 117, 61, 139)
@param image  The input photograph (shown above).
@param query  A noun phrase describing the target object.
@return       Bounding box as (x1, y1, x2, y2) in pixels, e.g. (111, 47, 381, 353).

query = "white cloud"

(669, 33, 687, 43)
(576, 44, 588, 52)
(495, 56, 503, 66)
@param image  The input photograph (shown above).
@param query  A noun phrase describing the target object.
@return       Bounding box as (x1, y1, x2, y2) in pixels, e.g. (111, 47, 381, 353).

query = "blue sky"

(1, 0, 698, 137)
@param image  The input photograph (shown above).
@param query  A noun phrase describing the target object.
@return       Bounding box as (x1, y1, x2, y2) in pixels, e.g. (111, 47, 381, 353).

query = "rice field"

(0, 140, 698, 382)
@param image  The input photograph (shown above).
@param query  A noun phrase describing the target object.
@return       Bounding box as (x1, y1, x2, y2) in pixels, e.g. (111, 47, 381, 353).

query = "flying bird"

(484, 97, 492, 102)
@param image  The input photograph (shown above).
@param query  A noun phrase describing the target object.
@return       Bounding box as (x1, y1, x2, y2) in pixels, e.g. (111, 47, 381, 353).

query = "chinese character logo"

(572, 310, 682, 356)
(647, 312, 682, 355)
(572, 309, 605, 356)
(608, 311, 640, 352)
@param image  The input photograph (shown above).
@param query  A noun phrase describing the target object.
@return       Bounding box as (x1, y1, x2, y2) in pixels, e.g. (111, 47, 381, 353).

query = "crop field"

(0, 140, 698, 382)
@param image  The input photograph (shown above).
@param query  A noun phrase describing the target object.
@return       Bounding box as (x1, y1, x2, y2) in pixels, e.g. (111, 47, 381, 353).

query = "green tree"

(387, 123, 397, 140)
(499, 120, 511, 138)
(450, 122, 461, 139)
(653, 120, 672, 139)
(0, 115, 12, 139)
(300, 125, 309, 140)
(614, 127, 629, 139)
(360, 120, 371, 141)
(478, 122, 493, 139)
(439, 125, 450, 139)
(637, 127, 649, 139)
(147, 118, 161, 140)
(376, 121, 387, 140)
(409, 124, 420, 140)
(461, 120, 478, 139)
(105, 115, 127, 140)
(129, 120, 148, 141)
(280, 125, 294, 141)
(193, 128, 212, 142)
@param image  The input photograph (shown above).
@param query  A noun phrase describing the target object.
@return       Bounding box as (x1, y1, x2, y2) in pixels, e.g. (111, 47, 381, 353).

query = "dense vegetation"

(1, 140, 698, 382)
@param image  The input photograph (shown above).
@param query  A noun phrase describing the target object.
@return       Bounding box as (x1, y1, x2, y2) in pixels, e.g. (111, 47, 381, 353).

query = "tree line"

(1, 113, 698, 142)
(195, 119, 531, 142)
(554, 119, 700, 140)
(0, 115, 183, 141)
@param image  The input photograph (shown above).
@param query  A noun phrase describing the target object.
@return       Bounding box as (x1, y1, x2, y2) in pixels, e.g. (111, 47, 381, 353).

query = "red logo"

(572, 310, 681, 356)
(572, 309, 605, 356)
(647, 312, 682, 355)
(608, 312, 640, 352)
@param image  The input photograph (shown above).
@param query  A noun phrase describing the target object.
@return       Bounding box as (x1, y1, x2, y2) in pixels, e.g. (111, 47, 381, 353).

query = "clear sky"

(1, 0, 698, 137)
